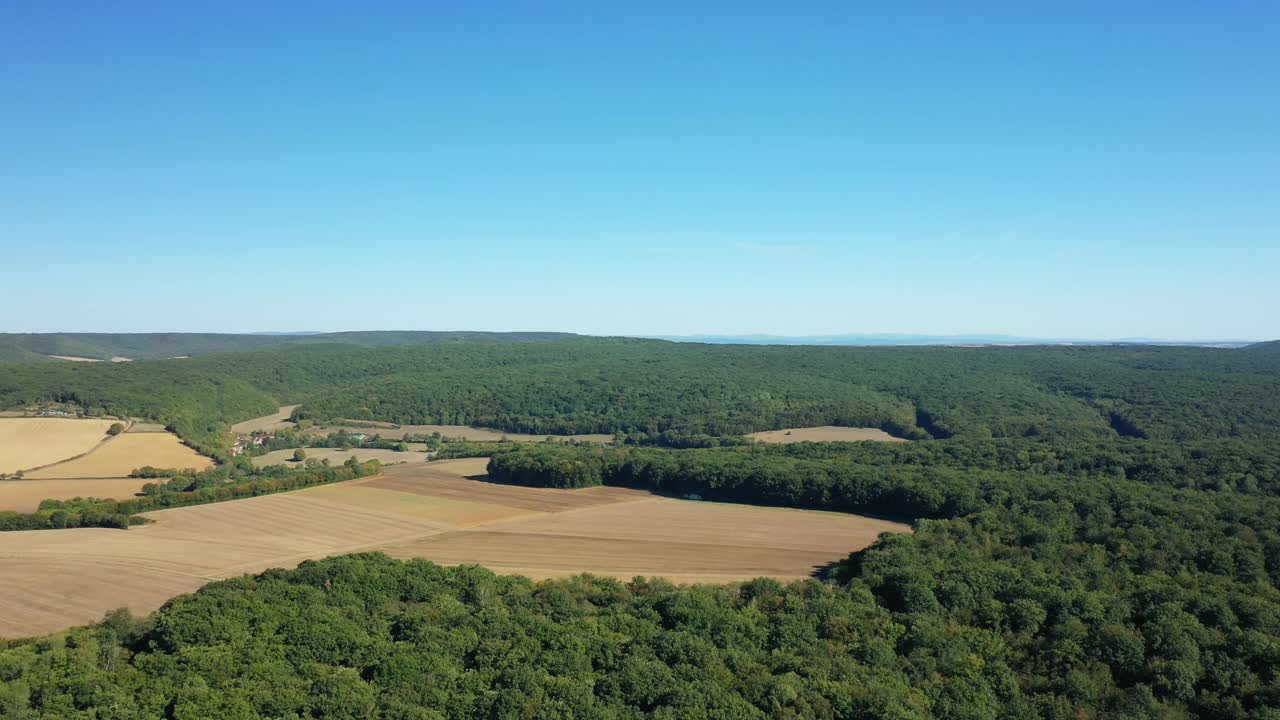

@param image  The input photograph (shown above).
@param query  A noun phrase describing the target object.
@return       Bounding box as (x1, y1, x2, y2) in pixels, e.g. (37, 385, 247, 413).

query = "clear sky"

(2, 2, 1276, 340)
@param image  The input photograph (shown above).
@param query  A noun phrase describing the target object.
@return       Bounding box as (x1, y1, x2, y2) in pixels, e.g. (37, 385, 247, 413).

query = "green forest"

(4, 338, 1280, 456)
(0, 331, 577, 362)
(2, 338, 1280, 717)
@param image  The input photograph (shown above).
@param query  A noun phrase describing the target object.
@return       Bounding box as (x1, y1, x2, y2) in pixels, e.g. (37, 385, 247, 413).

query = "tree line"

(0, 458, 381, 532)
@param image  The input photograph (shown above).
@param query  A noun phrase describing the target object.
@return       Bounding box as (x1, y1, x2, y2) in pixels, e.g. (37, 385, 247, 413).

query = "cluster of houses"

(231, 430, 370, 455)
(231, 434, 274, 456)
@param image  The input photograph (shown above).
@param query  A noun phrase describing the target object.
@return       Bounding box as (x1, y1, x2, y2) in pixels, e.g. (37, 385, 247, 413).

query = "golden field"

(310, 423, 614, 443)
(26, 432, 214, 479)
(251, 447, 434, 468)
(0, 478, 151, 513)
(0, 418, 116, 475)
(0, 458, 909, 638)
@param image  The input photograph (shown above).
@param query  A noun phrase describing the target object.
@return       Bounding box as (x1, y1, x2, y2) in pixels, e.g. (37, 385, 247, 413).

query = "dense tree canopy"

(0, 331, 576, 361)
(4, 339, 1279, 457)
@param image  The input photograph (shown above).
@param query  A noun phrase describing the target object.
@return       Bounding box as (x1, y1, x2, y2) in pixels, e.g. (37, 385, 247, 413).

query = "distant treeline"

(762, 436, 1280, 494)
(279, 342, 1280, 442)
(5, 339, 1279, 459)
(0, 457, 381, 532)
(483, 435, 1280, 496)
(486, 436, 1280, 511)
(0, 330, 577, 361)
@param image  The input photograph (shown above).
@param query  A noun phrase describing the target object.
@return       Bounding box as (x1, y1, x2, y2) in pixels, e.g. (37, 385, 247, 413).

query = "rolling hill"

(0, 331, 578, 361)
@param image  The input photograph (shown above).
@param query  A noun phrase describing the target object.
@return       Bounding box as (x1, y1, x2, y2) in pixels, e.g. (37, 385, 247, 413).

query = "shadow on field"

(462, 472, 915, 523)
(810, 559, 848, 581)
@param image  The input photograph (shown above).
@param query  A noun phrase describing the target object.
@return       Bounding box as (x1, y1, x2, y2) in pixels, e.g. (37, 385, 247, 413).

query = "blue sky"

(1, 2, 1276, 339)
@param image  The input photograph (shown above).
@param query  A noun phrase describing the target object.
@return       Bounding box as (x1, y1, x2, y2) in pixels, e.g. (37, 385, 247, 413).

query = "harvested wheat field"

(0, 418, 116, 475)
(0, 478, 151, 513)
(0, 457, 910, 638)
(229, 405, 300, 434)
(747, 426, 908, 443)
(26, 432, 213, 479)
(309, 422, 613, 444)
(251, 447, 433, 468)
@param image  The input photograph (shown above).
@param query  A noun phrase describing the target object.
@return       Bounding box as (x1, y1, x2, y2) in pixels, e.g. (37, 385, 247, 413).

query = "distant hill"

(649, 333, 1257, 348)
(1244, 340, 1280, 351)
(0, 331, 577, 361)
(0, 345, 46, 363)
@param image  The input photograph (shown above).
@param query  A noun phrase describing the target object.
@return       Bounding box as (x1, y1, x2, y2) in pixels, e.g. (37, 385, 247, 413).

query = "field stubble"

(0, 458, 909, 638)
(25, 432, 213, 479)
(0, 418, 116, 475)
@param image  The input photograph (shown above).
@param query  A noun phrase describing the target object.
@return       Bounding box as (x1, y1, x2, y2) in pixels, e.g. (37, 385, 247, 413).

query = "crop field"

(0, 478, 151, 513)
(229, 405, 301, 434)
(251, 447, 434, 468)
(0, 418, 116, 475)
(25, 432, 214, 479)
(308, 422, 613, 443)
(746, 426, 908, 443)
(0, 458, 908, 638)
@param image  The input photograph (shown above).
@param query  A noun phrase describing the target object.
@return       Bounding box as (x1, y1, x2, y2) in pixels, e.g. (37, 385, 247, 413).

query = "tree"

(107, 422, 125, 436)
(292, 449, 307, 462)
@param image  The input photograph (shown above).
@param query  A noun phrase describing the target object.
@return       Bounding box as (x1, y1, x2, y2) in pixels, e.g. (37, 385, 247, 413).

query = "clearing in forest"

(0, 418, 117, 475)
(309, 423, 614, 443)
(232, 406, 614, 443)
(26, 432, 213, 479)
(47, 355, 131, 362)
(747, 426, 908, 443)
(0, 458, 909, 638)
(229, 405, 301, 434)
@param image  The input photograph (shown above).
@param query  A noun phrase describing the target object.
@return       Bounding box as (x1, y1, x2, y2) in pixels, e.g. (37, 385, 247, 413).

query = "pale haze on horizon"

(1, 2, 1276, 341)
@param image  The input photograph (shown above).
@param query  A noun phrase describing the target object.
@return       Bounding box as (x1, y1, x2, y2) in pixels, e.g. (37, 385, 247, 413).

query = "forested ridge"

(3, 339, 1279, 455)
(0, 331, 577, 361)
(3, 338, 1280, 718)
